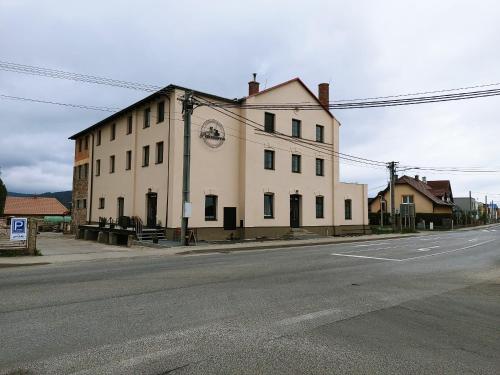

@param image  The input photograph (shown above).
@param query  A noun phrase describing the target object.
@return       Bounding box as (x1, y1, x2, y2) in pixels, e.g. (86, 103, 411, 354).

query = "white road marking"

(416, 246, 440, 252)
(401, 240, 496, 261)
(353, 242, 391, 247)
(278, 308, 339, 325)
(331, 253, 402, 261)
(468, 239, 478, 242)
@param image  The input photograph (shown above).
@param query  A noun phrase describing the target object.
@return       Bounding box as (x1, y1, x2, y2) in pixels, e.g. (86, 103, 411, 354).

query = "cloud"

(0, 0, 499, 201)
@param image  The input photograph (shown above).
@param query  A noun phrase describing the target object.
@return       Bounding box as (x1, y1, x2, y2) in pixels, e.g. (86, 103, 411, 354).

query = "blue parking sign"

(10, 218, 27, 241)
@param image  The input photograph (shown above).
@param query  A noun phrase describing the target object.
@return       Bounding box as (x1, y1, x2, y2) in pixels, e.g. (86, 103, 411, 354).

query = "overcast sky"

(0, 0, 499, 202)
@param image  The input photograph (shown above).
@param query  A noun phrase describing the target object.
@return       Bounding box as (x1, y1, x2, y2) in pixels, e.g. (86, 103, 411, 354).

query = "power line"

(0, 94, 119, 112)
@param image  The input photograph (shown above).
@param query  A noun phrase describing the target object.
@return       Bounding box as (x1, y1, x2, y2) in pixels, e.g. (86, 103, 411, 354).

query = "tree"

(0, 175, 6, 216)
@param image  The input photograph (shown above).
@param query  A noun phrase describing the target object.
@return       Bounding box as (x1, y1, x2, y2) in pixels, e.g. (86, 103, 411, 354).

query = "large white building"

(70, 77, 368, 241)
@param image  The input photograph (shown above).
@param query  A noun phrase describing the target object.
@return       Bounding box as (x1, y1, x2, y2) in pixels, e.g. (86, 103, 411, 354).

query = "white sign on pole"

(183, 202, 192, 218)
(10, 218, 28, 241)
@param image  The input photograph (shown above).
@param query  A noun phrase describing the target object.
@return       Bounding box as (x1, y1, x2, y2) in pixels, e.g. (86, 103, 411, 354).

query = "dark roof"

(426, 180, 452, 198)
(397, 176, 453, 206)
(69, 84, 238, 140)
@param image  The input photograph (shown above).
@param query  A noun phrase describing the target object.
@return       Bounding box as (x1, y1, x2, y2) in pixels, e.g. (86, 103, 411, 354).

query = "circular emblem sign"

(200, 119, 225, 148)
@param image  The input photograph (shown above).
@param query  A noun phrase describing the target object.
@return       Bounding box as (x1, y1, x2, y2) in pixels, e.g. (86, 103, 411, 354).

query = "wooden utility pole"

(388, 161, 398, 232)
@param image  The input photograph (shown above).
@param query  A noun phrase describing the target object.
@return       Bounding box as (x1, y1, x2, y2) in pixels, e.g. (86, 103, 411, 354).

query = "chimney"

(415, 175, 419, 181)
(422, 176, 427, 184)
(248, 73, 259, 96)
(318, 83, 329, 109)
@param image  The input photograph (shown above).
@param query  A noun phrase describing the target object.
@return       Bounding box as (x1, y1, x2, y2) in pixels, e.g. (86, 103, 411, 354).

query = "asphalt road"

(1, 226, 499, 374)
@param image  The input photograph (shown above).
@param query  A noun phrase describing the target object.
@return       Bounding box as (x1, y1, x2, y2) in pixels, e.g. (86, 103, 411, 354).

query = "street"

(1, 226, 499, 374)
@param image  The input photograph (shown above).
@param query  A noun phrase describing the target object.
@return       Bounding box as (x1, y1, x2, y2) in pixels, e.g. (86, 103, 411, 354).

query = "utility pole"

(485, 195, 488, 224)
(380, 195, 384, 228)
(388, 161, 398, 232)
(469, 190, 472, 225)
(180, 91, 194, 246)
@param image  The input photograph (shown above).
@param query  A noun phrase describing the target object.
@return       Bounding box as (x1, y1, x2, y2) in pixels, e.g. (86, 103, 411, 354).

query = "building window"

(127, 116, 133, 135)
(292, 154, 301, 173)
(83, 163, 88, 178)
(110, 123, 116, 141)
(316, 196, 324, 218)
(316, 158, 324, 176)
(144, 108, 151, 128)
(83, 199, 87, 209)
(157, 101, 165, 123)
(126, 150, 132, 170)
(345, 199, 352, 220)
(264, 193, 274, 218)
(316, 125, 324, 142)
(84, 135, 89, 150)
(99, 198, 105, 209)
(156, 141, 164, 164)
(96, 129, 101, 146)
(142, 145, 150, 167)
(264, 150, 275, 170)
(77, 165, 83, 179)
(264, 112, 275, 133)
(292, 119, 301, 138)
(402, 195, 414, 204)
(76, 199, 80, 209)
(78, 139, 82, 152)
(96, 159, 101, 176)
(205, 195, 217, 221)
(110, 155, 115, 173)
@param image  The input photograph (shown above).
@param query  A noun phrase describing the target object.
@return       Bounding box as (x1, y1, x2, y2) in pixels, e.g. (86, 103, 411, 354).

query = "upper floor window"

(156, 141, 164, 164)
(96, 129, 102, 146)
(96, 159, 101, 176)
(157, 101, 165, 123)
(127, 116, 133, 134)
(110, 123, 116, 141)
(316, 196, 324, 218)
(83, 163, 88, 178)
(78, 139, 83, 152)
(142, 145, 150, 167)
(109, 155, 115, 173)
(292, 119, 301, 138)
(292, 154, 301, 173)
(345, 199, 352, 220)
(264, 112, 275, 133)
(84, 135, 89, 150)
(205, 195, 218, 221)
(264, 150, 275, 170)
(316, 158, 324, 176)
(144, 108, 151, 128)
(126, 150, 132, 170)
(316, 125, 324, 142)
(99, 197, 105, 209)
(402, 195, 414, 204)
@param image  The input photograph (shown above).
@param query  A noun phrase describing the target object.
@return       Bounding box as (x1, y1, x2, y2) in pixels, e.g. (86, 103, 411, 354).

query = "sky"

(0, 0, 499, 202)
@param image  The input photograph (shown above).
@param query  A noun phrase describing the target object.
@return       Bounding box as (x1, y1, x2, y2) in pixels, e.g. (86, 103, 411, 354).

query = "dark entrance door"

(290, 194, 300, 228)
(146, 192, 157, 227)
(223, 207, 237, 230)
(117, 197, 124, 218)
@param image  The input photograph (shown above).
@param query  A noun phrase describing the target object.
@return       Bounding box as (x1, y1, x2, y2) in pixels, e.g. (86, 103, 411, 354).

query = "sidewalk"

(0, 231, 432, 267)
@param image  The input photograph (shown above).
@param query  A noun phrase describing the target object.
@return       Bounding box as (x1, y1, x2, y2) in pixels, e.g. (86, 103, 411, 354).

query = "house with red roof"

(3, 196, 69, 218)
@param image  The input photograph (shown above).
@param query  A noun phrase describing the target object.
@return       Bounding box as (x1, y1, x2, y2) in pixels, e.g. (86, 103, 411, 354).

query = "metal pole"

(388, 162, 397, 232)
(181, 91, 193, 246)
(380, 195, 383, 227)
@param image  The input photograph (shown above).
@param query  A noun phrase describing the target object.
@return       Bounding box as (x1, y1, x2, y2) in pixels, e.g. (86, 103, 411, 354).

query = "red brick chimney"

(318, 83, 329, 109)
(248, 73, 259, 96)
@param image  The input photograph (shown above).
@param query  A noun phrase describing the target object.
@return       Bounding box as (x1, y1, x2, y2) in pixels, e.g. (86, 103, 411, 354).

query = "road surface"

(1, 226, 499, 374)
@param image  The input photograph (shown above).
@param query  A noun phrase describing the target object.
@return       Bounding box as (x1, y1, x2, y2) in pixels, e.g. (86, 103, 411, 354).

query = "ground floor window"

(205, 195, 217, 221)
(264, 193, 274, 218)
(345, 199, 352, 220)
(316, 196, 324, 218)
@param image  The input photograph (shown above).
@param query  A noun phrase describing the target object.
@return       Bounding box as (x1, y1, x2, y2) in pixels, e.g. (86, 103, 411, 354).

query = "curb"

(175, 234, 424, 255)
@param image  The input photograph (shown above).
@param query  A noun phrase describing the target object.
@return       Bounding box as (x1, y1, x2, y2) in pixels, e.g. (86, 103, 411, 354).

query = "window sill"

(205, 218, 217, 221)
(264, 216, 275, 219)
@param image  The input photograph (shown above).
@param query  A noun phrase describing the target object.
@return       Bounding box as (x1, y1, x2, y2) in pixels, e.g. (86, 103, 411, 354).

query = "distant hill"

(7, 191, 72, 209)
